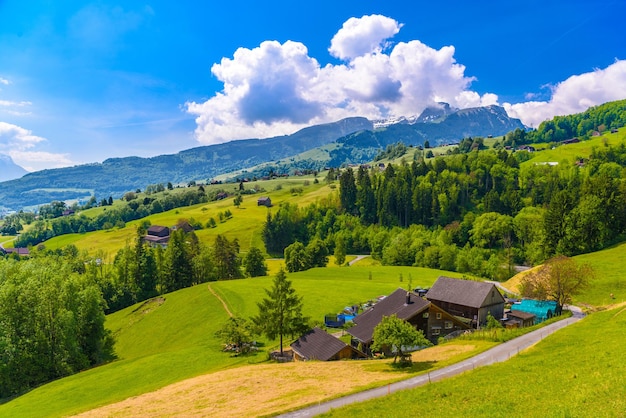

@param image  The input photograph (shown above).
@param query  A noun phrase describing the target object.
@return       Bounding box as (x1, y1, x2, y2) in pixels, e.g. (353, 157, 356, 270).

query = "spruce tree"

(252, 269, 309, 355)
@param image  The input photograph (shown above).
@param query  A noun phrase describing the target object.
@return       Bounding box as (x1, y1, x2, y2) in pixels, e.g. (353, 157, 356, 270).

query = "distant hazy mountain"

(0, 154, 28, 182)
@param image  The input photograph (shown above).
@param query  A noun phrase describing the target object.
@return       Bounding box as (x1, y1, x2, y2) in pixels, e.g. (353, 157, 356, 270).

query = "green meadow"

(521, 128, 626, 166)
(0, 264, 464, 417)
(321, 304, 626, 417)
(42, 176, 333, 257)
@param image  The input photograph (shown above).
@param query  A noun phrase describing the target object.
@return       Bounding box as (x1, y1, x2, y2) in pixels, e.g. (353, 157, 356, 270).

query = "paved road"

(280, 307, 584, 417)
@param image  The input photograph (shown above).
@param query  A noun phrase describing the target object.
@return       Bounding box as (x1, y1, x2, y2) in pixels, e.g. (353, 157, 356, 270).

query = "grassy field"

(321, 303, 626, 417)
(42, 176, 333, 257)
(521, 128, 626, 166)
(0, 264, 464, 417)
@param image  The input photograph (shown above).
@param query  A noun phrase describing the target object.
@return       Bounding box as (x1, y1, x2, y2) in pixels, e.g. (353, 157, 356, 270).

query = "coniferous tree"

(243, 247, 268, 277)
(252, 269, 309, 355)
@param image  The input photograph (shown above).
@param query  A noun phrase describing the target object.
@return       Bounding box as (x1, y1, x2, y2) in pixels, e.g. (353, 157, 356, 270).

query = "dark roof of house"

(290, 327, 348, 361)
(508, 310, 536, 321)
(425, 276, 504, 309)
(147, 225, 170, 236)
(348, 288, 430, 344)
(175, 221, 194, 233)
(1, 247, 30, 256)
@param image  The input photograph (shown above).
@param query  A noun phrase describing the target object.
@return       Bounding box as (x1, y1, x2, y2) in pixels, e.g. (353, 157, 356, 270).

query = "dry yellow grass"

(74, 344, 479, 418)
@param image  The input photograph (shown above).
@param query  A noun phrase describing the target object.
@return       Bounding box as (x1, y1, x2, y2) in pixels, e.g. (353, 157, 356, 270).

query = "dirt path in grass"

(73, 344, 477, 418)
(208, 284, 233, 318)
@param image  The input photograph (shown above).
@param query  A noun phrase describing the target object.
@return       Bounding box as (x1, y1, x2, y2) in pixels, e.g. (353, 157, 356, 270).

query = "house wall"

(426, 305, 470, 342)
(477, 302, 505, 325)
(430, 300, 478, 322)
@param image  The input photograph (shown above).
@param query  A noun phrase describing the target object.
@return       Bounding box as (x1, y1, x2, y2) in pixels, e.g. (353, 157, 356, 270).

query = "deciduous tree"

(519, 255, 593, 312)
(371, 314, 430, 364)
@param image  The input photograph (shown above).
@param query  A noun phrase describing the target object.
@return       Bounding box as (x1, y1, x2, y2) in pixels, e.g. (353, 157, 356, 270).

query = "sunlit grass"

(321, 305, 626, 417)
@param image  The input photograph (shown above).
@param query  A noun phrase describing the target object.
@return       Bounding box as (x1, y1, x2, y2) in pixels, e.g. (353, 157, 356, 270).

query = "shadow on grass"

(363, 360, 436, 374)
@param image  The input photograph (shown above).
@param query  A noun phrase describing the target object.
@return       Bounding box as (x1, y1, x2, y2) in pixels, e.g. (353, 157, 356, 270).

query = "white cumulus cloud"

(329, 14, 402, 60)
(187, 15, 497, 145)
(504, 60, 626, 128)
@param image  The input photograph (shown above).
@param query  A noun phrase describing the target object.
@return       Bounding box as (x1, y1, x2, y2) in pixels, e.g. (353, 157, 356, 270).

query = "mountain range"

(0, 105, 524, 211)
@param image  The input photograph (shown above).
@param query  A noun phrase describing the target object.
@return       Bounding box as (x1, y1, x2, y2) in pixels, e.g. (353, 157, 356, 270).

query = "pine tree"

(252, 269, 309, 355)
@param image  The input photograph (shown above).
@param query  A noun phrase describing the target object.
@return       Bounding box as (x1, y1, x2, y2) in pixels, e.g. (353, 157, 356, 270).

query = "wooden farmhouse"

(347, 288, 469, 355)
(290, 327, 365, 361)
(143, 225, 171, 248)
(425, 276, 505, 328)
(257, 196, 272, 207)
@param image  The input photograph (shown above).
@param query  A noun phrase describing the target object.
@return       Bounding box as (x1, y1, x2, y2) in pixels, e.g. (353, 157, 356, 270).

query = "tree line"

(86, 226, 267, 314)
(0, 255, 114, 398)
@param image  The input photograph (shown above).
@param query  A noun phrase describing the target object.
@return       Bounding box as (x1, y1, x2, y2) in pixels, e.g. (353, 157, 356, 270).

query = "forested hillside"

(506, 98, 626, 145)
(265, 129, 626, 281)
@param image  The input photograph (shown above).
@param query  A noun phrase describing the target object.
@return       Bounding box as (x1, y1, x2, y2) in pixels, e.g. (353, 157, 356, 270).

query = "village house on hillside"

(142, 221, 196, 248)
(290, 327, 366, 361)
(425, 276, 505, 328)
(143, 225, 170, 248)
(257, 196, 272, 207)
(0, 247, 30, 257)
(347, 288, 469, 355)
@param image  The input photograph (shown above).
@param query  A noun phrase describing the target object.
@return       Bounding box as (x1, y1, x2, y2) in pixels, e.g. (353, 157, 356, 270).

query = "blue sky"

(0, 0, 625, 171)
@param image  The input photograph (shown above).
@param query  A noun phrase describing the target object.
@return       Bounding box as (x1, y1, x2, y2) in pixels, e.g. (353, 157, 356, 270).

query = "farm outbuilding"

(290, 327, 365, 361)
(505, 310, 536, 328)
(510, 299, 558, 324)
(257, 196, 272, 207)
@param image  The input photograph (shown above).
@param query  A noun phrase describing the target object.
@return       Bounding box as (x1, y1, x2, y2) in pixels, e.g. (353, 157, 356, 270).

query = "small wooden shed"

(290, 327, 365, 361)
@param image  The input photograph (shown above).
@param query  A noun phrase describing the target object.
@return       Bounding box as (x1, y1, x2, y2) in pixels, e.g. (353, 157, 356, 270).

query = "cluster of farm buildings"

(290, 276, 558, 362)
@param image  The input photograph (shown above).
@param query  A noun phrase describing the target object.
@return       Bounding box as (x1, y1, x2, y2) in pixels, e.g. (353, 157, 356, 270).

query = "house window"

(444, 321, 453, 329)
(432, 328, 441, 335)
(436, 312, 442, 319)
(423, 312, 429, 318)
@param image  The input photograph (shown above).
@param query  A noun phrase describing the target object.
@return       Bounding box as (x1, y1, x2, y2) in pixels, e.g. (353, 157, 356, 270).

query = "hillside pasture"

(320, 304, 626, 417)
(521, 129, 626, 166)
(42, 176, 335, 257)
(0, 264, 463, 417)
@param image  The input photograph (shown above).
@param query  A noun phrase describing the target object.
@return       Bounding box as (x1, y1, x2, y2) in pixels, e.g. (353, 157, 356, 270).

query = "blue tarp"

(511, 299, 558, 324)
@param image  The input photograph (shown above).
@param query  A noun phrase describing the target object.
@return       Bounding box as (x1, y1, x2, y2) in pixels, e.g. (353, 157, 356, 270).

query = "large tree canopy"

(371, 314, 431, 364)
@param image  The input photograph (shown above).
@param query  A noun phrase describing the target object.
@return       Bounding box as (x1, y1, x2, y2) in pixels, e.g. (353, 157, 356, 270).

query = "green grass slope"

(0, 264, 464, 417)
(521, 127, 626, 166)
(322, 304, 626, 417)
(42, 176, 332, 257)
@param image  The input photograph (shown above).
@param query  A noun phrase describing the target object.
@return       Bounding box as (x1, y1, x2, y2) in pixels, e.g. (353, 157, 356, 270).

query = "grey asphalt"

(279, 307, 584, 417)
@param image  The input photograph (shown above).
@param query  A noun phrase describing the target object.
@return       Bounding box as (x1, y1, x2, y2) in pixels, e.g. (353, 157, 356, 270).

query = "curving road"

(279, 307, 584, 417)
